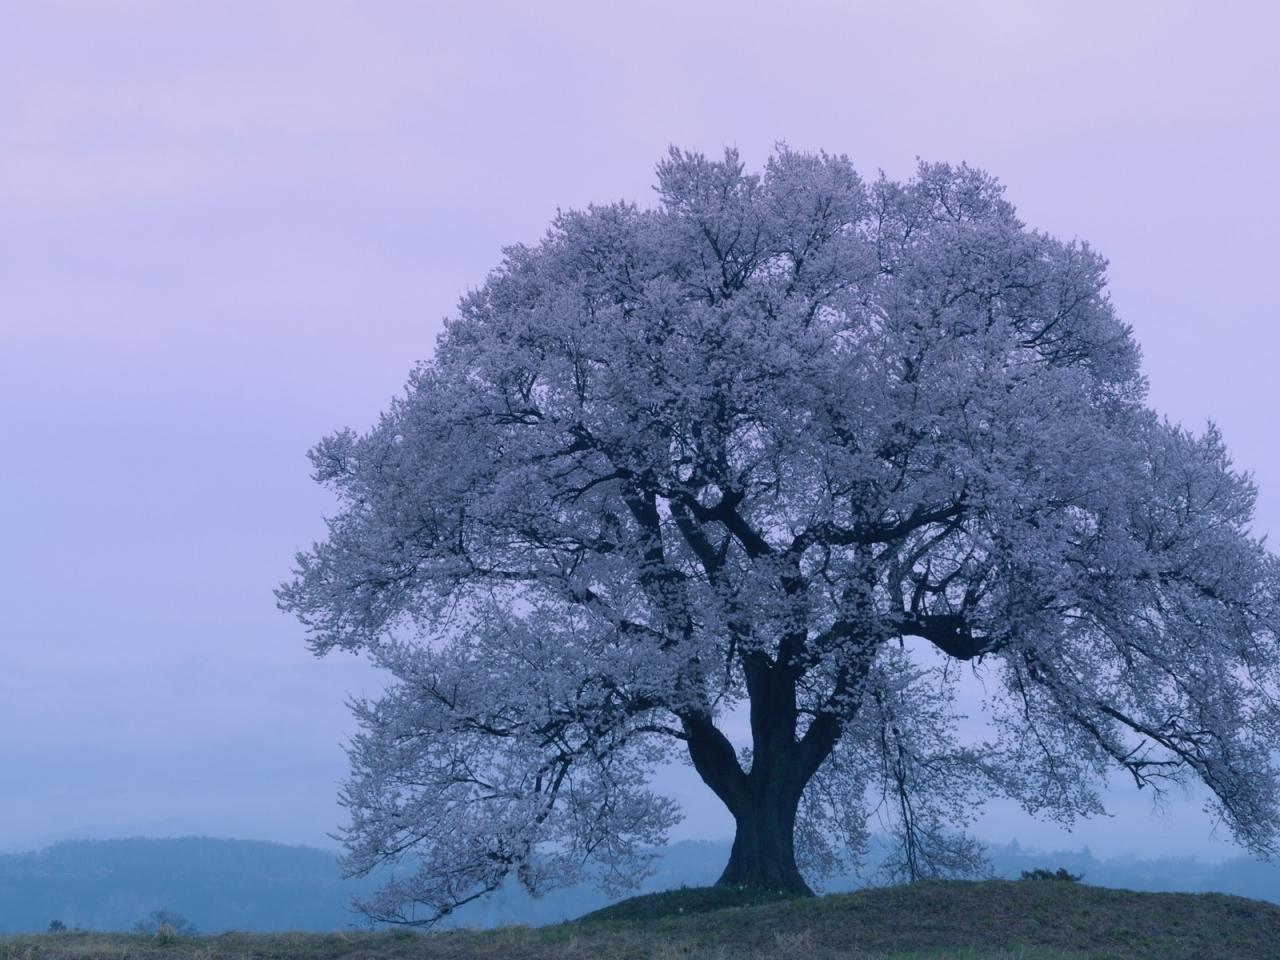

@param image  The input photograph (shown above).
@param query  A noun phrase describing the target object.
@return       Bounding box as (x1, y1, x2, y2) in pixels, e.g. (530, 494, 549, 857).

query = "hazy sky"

(2, 1, 1278, 862)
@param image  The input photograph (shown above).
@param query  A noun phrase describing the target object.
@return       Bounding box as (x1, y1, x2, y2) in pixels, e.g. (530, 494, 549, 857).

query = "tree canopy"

(279, 146, 1280, 923)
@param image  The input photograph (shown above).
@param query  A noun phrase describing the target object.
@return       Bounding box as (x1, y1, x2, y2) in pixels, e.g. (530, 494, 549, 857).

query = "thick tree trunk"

(716, 784, 811, 894)
(682, 655, 844, 897)
(681, 710, 825, 895)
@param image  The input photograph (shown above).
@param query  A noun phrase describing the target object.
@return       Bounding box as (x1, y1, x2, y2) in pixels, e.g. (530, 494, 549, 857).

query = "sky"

(1, 1, 1278, 863)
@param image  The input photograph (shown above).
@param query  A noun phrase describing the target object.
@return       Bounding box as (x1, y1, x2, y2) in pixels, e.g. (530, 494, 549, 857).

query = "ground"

(4, 878, 1279, 960)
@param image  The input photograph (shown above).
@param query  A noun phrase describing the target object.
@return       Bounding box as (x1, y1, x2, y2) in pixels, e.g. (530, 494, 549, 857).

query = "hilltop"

(5, 879, 1280, 960)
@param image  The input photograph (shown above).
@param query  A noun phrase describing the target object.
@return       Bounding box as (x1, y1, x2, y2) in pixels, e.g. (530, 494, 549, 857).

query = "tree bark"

(716, 779, 811, 894)
(682, 668, 834, 895)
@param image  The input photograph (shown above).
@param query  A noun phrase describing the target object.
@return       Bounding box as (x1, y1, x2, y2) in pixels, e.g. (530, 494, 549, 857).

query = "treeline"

(1, 836, 1275, 934)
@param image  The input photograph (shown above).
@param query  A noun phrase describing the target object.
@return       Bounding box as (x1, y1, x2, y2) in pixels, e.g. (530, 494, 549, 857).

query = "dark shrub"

(1020, 867, 1084, 882)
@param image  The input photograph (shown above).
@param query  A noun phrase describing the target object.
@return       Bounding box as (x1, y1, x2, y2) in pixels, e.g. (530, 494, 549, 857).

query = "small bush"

(1020, 867, 1084, 882)
(132, 908, 198, 938)
(47, 920, 66, 933)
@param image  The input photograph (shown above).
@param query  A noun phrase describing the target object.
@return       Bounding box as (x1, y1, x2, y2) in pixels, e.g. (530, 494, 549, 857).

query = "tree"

(278, 146, 1280, 923)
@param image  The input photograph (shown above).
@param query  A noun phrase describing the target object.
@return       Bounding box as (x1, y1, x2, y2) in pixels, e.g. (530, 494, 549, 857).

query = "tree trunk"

(716, 783, 811, 894)
(681, 658, 842, 898)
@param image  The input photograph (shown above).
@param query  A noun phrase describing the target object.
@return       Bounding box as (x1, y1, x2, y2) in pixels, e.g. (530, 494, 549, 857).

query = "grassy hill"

(5, 878, 1280, 960)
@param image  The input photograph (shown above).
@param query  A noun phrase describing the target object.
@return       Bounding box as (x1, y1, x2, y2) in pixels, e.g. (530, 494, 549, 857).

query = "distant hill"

(984, 839, 1280, 903)
(0, 837, 730, 933)
(0, 837, 377, 934)
(1, 835, 1278, 934)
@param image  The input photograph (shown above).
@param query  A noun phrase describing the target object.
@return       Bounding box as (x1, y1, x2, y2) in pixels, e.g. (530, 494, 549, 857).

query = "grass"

(4, 878, 1280, 959)
(577, 882, 805, 922)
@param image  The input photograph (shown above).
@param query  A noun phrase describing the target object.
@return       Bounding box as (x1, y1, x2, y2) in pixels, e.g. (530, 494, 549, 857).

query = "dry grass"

(4, 879, 1279, 960)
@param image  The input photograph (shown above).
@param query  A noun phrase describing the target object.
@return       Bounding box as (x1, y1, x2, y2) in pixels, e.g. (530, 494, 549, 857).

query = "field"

(3, 878, 1279, 960)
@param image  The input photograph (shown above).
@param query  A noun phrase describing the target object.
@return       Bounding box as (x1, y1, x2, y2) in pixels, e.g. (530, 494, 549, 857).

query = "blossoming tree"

(278, 147, 1280, 922)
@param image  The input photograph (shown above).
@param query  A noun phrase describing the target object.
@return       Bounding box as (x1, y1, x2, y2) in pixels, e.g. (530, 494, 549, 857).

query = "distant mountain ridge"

(0, 837, 373, 934)
(1, 835, 1277, 934)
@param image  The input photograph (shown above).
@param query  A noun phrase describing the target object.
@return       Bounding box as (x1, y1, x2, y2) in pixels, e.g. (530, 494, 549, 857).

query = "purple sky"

(2, 2, 1277, 861)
